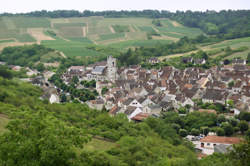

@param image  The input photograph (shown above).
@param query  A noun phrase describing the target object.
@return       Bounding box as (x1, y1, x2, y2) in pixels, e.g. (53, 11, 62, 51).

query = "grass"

(16, 34, 36, 42)
(0, 39, 15, 43)
(68, 37, 93, 44)
(54, 23, 86, 29)
(112, 25, 130, 33)
(0, 115, 9, 135)
(139, 26, 156, 33)
(98, 33, 125, 41)
(84, 138, 116, 152)
(9, 17, 51, 28)
(41, 38, 105, 58)
(109, 39, 172, 49)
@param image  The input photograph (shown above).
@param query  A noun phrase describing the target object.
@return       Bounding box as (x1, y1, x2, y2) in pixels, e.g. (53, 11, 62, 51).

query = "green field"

(0, 16, 205, 57)
(41, 38, 105, 58)
(0, 39, 15, 43)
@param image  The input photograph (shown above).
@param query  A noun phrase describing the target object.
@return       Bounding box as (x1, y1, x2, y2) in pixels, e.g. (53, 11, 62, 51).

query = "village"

(1, 55, 249, 157)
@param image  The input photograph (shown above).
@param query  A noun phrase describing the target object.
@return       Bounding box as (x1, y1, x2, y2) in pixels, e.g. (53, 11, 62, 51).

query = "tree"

(229, 138, 250, 166)
(0, 66, 13, 79)
(247, 52, 250, 64)
(201, 126, 209, 136)
(179, 129, 188, 137)
(216, 128, 225, 136)
(0, 111, 88, 166)
(60, 94, 67, 102)
(217, 114, 226, 123)
(238, 121, 249, 134)
(36, 63, 45, 72)
(221, 122, 234, 136)
(101, 87, 109, 95)
(72, 76, 79, 85)
(191, 128, 200, 136)
(238, 112, 250, 122)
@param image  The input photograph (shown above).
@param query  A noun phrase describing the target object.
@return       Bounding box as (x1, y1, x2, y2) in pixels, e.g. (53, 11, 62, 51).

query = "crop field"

(41, 38, 105, 58)
(159, 37, 250, 61)
(0, 16, 205, 57)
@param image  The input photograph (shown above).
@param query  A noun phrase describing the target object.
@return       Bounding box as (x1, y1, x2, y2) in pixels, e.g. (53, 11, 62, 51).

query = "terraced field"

(159, 37, 250, 60)
(0, 16, 204, 57)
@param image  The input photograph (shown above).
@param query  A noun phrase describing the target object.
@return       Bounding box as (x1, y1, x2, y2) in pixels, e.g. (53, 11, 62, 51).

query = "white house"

(196, 136, 241, 155)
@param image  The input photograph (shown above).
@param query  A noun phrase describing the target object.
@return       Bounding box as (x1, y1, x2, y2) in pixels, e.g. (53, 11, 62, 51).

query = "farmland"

(1, 16, 249, 61)
(159, 37, 250, 61)
(0, 16, 204, 57)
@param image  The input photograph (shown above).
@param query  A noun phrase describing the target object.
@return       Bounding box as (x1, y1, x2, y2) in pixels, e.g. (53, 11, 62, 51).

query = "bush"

(191, 128, 200, 136)
(216, 128, 225, 136)
(179, 129, 188, 137)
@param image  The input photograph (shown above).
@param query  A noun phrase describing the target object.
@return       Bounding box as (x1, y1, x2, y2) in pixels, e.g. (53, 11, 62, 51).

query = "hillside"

(0, 16, 203, 57)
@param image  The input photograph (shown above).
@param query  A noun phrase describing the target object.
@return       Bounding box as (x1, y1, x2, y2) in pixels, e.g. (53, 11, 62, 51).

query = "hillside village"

(56, 56, 250, 120)
(1, 54, 250, 157)
(2, 55, 249, 120)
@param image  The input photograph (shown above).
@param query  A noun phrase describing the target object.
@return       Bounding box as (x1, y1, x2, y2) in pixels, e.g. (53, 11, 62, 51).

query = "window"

(213, 144, 216, 146)
(207, 143, 210, 146)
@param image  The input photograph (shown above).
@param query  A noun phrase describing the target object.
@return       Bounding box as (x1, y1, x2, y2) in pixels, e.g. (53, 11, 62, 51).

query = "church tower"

(107, 56, 117, 82)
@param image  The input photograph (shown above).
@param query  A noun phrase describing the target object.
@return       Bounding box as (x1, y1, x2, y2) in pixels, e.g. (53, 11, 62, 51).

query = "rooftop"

(200, 136, 241, 144)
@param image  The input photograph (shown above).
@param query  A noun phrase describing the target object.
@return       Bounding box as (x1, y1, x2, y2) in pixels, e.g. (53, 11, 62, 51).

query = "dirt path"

(152, 35, 179, 42)
(152, 27, 160, 33)
(129, 25, 136, 32)
(109, 26, 115, 33)
(59, 51, 67, 58)
(82, 27, 86, 37)
(0, 42, 35, 51)
(27, 28, 55, 44)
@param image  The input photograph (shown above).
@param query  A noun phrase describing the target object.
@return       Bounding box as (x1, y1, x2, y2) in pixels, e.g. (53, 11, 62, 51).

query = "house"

(131, 113, 150, 122)
(124, 106, 142, 120)
(198, 109, 217, 114)
(182, 57, 193, 64)
(194, 58, 206, 65)
(0, 61, 6, 65)
(148, 57, 160, 64)
(87, 98, 105, 110)
(232, 59, 246, 65)
(197, 136, 241, 155)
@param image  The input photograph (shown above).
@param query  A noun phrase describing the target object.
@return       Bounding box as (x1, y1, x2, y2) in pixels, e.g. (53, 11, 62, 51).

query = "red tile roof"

(200, 136, 241, 144)
(131, 113, 149, 121)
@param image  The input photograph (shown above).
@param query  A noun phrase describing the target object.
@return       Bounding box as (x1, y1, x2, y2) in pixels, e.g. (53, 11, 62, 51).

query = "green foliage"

(0, 66, 13, 79)
(191, 128, 200, 136)
(101, 87, 109, 95)
(228, 81, 235, 88)
(0, 44, 54, 68)
(0, 110, 89, 166)
(216, 128, 225, 136)
(238, 112, 250, 121)
(179, 129, 188, 137)
(152, 19, 162, 27)
(238, 121, 249, 134)
(221, 122, 234, 136)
